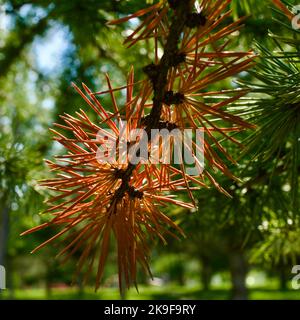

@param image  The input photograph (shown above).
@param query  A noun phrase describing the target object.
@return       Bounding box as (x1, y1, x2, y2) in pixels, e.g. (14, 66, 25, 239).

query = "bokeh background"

(1, 0, 300, 300)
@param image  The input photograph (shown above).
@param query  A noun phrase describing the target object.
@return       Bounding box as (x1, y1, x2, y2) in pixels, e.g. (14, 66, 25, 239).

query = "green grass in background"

(1, 285, 300, 300)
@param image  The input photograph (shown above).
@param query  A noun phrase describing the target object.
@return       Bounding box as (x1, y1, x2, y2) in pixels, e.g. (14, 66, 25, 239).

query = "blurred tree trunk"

(201, 265, 212, 291)
(120, 287, 127, 300)
(200, 256, 212, 291)
(6, 256, 15, 299)
(0, 205, 9, 300)
(0, 196, 15, 299)
(120, 276, 127, 300)
(279, 263, 288, 291)
(77, 275, 85, 299)
(175, 265, 185, 286)
(45, 265, 52, 299)
(0, 205, 9, 267)
(229, 251, 248, 300)
(279, 271, 287, 291)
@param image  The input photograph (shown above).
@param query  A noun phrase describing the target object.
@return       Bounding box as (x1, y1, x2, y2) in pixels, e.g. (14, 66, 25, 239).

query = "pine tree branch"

(110, 1, 192, 206)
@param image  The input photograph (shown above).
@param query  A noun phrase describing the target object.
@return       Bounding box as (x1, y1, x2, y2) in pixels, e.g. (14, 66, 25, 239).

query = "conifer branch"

(110, 1, 192, 207)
